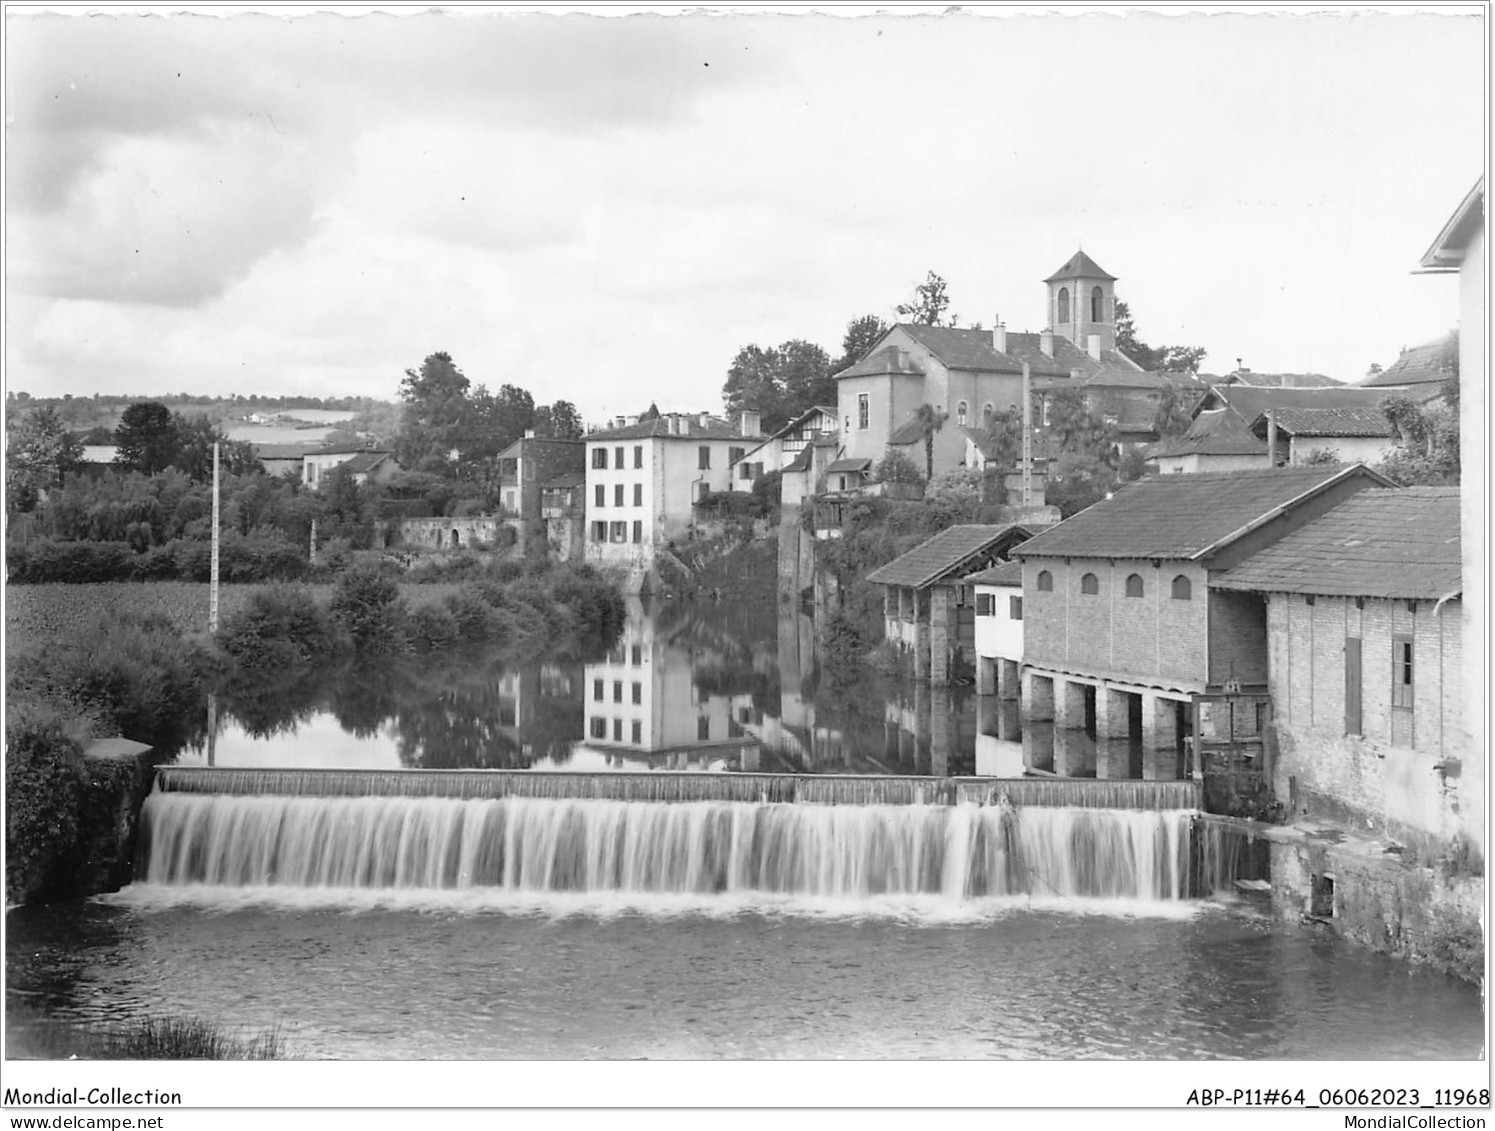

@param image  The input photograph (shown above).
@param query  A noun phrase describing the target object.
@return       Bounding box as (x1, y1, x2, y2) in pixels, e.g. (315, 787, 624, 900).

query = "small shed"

(866, 523, 1031, 685)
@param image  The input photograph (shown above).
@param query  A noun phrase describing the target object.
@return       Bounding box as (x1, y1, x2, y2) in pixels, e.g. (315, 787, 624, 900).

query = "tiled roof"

(812, 434, 840, 448)
(1211, 371, 1342, 388)
(1044, 250, 1117, 282)
(253, 443, 314, 459)
(543, 471, 586, 489)
(867, 524, 1029, 589)
(1215, 488, 1460, 598)
(311, 444, 391, 457)
(825, 457, 872, 474)
(960, 426, 1003, 460)
(895, 325, 1105, 379)
(340, 451, 395, 474)
(1011, 466, 1385, 561)
(837, 345, 926, 379)
(1361, 335, 1458, 388)
(588, 415, 761, 442)
(1078, 367, 1203, 391)
(1249, 406, 1394, 439)
(1204, 384, 1395, 418)
(783, 447, 814, 473)
(1150, 408, 1267, 458)
(966, 560, 1023, 587)
(495, 436, 585, 461)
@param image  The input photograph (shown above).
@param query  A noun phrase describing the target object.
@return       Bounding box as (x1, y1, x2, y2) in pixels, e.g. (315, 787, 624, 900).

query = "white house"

(583, 411, 763, 571)
(1248, 407, 1397, 467)
(303, 445, 400, 487)
(728, 405, 837, 491)
(968, 560, 1024, 701)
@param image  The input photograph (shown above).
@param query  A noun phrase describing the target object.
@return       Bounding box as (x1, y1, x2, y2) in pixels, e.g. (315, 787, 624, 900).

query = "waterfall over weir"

(138, 788, 1208, 904)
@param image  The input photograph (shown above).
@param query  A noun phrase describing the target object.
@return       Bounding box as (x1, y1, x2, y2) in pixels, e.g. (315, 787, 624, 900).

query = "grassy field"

(5, 581, 475, 645)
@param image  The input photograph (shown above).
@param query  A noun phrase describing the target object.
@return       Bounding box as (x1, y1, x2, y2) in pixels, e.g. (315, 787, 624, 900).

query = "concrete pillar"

(914, 592, 931, 681)
(1141, 694, 1182, 781)
(1095, 687, 1132, 779)
(1024, 719, 1054, 773)
(1023, 670, 1054, 722)
(997, 696, 1021, 742)
(1054, 680, 1095, 777)
(977, 656, 997, 696)
(929, 586, 952, 686)
(1055, 679, 1088, 730)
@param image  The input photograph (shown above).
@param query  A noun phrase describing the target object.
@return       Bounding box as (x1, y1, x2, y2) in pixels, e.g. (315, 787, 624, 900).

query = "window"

(957, 401, 968, 426)
(631, 721, 642, 745)
(594, 484, 605, 508)
(613, 718, 623, 742)
(592, 448, 608, 469)
(698, 446, 711, 470)
(610, 521, 627, 543)
(613, 680, 623, 703)
(1041, 398, 1052, 427)
(633, 483, 643, 506)
(729, 446, 745, 465)
(614, 484, 624, 507)
(698, 717, 710, 741)
(1037, 570, 1053, 592)
(593, 679, 604, 701)
(1057, 287, 1070, 324)
(590, 717, 607, 739)
(591, 521, 606, 542)
(633, 445, 643, 469)
(632, 682, 642, 705)
(858, 393, 870, 429)
(739, 463, 753, 480)
(632, 521, 642, 544)
(1125, 574, 1144, 598)
(1171, 575, 1192, 600)
(615, 447, 624, 468)
(1009, 596, 1023, 620)
(975, 593, 994, 616)
(983, 403, 994, 424)
(631, 644, 642, 666)
(1080, 572, 1099, 595)
(1391, 634, 1414, 710)
(1091, 286, 1104, 323)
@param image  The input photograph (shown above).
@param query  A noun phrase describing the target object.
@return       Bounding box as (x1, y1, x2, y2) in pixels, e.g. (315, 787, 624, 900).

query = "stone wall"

(396, 516, 517, 552)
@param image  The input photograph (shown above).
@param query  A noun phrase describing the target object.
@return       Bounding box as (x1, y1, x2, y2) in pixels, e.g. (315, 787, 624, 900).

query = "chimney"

(615, 415, 626, 429)
(1265, 409, 1279, 468)
(524, 428, 536, 439)
(698, 412, 711, 430)
(669, 413, 681, 435)
(993, 321, 1006, 353)
(1086, 334, 1102, 361)
(740, 409, 761, 437)
(1040, 330, 1054, 358)
(626, 415, 639, 427)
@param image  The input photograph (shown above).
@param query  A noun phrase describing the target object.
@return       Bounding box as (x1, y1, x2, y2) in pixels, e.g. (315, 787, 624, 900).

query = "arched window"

(1037, 570, 1053, 592)
(1091, 286, 1104, 323)
(1171, 575, 1192, 600)
(1080, 572, 1099, 595)
(1125, 573, 1144, 598)
(957, 401, 968, 426)
(1057, 287, 1070, 324)
(982, 403, 994, 424)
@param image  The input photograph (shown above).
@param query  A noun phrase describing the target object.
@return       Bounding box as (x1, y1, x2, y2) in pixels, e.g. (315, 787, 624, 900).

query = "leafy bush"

(5, 701, 89, 905)
(8, 540, 136, 583)
(407, 602, 461, 652)
(874, 450, 925, 486)
(329, 567, 407, 653)
(218, 585, 341, 668)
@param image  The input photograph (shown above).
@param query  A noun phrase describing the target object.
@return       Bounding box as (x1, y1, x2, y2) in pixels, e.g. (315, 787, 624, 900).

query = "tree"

(913, 403, 947, 481)
(533, 399, 584, 440)
(114, 402, 179, 475)
(1114, 299, 1206, 373)
(394, 352, 472, 473)
(5, 406, 83, 511)
(874, 449, 925, 486)
(897, 271, 957, 327)
(832, 315, 890, 375)
(1045, 388, 1118, 460)
(1375, 390, 1459, 486)
(170, 414, 228, 482)
(977, 407, 1025, 470)
(720, 340, 832, 433)
(1151, 381, 1198, 440)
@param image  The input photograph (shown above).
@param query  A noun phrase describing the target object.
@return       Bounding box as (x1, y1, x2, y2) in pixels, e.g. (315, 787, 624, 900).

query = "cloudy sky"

(4, 5, 1484, 424)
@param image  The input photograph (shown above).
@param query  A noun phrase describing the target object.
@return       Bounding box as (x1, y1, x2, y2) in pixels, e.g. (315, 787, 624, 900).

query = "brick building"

(1011, 465, 1389, 781)
(493, 433, 585, 561)
(1215, 488, 1469, 854)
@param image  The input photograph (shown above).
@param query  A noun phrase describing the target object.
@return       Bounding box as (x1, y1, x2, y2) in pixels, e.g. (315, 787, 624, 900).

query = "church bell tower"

(1045, 250, 1117, 354)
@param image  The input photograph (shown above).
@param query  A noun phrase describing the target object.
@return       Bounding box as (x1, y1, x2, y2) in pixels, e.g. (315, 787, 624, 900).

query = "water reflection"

(194, 596, 1030, 778)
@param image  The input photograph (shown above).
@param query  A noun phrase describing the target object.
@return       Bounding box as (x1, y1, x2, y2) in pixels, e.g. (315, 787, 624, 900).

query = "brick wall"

(1207, 588, 1268, 687)
(1269, 592, 1472, 847)
(1023, 556, 1208, 690)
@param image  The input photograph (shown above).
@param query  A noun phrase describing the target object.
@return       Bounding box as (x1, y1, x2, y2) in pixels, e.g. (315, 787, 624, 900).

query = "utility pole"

(209, 440, 220, 634)
(1021, 362, 1033, 509)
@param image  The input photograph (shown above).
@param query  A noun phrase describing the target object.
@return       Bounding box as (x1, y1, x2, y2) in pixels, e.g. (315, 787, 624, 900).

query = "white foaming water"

(135, 793, 1198, 914)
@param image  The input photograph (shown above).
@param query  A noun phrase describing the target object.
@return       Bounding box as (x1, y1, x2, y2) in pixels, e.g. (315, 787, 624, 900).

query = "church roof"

(1044, 250, 1117, 283)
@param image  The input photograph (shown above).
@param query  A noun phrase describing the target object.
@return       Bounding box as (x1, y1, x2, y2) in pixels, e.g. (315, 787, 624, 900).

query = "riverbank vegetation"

(8, 1014, 285, 1060)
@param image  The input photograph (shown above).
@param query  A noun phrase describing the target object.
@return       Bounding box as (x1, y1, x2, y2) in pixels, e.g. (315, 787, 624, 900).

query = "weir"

(153, 767, 1203, 810)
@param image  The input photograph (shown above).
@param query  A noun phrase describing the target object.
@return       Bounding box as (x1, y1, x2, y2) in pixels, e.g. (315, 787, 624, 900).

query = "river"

(4, 597, 1485, 1060)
